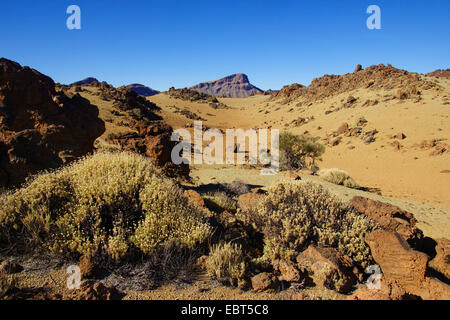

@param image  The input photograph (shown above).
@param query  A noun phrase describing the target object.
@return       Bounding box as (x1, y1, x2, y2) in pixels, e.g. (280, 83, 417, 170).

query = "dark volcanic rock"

(125, 83, 160, 97)
(0, 58, 105, 187)
(189, 73, 263, 98)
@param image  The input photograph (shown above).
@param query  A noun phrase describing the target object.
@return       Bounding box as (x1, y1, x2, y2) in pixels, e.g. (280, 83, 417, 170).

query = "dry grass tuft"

(317, 168, 360, 189)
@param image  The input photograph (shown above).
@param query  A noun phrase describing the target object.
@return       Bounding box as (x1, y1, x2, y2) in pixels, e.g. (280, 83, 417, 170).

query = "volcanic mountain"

(125, 83, 160, 96)
(189, 73, 263, 98)
(71, 77, 99, 86)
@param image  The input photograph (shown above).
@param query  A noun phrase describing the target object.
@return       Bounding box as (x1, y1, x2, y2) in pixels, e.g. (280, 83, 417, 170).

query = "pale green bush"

(237, 182, 375, 269)
(0, 152, 212, 260)
(205, 242, 247, 286)
(317, 168, 360, 189)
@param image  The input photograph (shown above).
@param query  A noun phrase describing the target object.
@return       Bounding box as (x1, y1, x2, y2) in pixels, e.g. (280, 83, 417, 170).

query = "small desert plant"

(205, 242, 247, 286)
(0, 152, 212, 260)
(0, 274, 18, 299)
(317, 168, 360, 189)
(279, 131, 325, 170)
(203, 192, 237, 214)
(237, 182, 375, 269)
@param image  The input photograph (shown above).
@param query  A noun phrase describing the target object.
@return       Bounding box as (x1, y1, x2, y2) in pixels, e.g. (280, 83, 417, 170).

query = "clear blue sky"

(1, 1, 449, 91)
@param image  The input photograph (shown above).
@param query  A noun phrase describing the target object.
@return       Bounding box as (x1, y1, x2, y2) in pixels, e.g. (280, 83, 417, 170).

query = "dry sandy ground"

(148, 77, 450, 210)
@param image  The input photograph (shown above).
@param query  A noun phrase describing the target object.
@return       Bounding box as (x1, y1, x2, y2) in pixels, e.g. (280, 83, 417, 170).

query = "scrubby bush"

(220, 180, 250, 197)
(317, 168, 360, 189)
(203, 192, 237, 214)
(279, 131, 325, 170)
(0, 274, 18, 299)
(205, 242, 247, 286)
(0, 152, 212, 260)
(237, 182, 376, 269)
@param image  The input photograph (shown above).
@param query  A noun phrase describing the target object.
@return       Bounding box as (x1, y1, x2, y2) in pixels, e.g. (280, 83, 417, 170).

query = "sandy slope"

(148, 77, 450, 210)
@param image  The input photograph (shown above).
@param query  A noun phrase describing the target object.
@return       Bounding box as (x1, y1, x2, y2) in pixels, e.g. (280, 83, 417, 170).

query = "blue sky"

(1, 1, 449, 91)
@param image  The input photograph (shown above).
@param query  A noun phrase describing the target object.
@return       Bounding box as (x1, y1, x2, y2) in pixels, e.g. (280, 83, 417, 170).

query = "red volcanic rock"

(426, 69, 450, 78)
(0, 58, 105, 187)
(349, 196, 423, 248)
(105, 120, 189, 180)
(296, 245, 358, 294)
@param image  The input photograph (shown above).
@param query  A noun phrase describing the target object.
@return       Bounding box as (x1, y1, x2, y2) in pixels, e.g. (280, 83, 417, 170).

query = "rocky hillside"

(125, 83, 160, 96)
(0, 58, 105, 187)
(189, 73, 263, 98)
(426, 69, 450, 78)
(271, 64, 438, 102)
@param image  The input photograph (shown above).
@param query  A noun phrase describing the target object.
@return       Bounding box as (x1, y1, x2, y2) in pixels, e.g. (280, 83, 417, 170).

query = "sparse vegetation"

(279, 131, 325, 170)
(237, 182, 376, 269)
(0, 152, 212, 260)
(205, 242, 247, 287)
(203, 192, 237, 214)
(318, 168, 361, 189)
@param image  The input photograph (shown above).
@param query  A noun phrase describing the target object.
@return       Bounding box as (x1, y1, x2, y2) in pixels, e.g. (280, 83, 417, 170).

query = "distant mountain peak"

(125, 83, 160, 97)
(71, 77, 99, 86)
(189, 73, 263, 98)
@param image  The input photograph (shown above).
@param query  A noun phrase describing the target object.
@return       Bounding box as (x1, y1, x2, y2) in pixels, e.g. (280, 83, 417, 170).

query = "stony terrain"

(0, 60, 449, 301)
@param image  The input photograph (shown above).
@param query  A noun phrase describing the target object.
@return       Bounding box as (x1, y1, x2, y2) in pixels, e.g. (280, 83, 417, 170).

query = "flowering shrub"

(0, 152, 212, 260)
(237, 182, 375, 269)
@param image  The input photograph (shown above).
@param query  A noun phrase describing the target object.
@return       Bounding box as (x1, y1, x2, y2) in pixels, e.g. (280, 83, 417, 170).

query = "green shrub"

(205, 242, 247, 286)
(279, 131, 325, 170)
(317, 168, 360, 189)
(0, 152, 212, 260)
(237, 182, 375, 269)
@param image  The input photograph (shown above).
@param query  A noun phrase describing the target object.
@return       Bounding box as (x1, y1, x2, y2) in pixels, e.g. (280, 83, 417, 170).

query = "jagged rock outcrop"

(271, 64, 437, 102)
(0, 58, 105, 187)
(125, 83, 160, 97)
(349, 196, 424, 249)
(105, 120, 189, 180)
(189, 73, 263, 98)
(426, 69, 450, 78)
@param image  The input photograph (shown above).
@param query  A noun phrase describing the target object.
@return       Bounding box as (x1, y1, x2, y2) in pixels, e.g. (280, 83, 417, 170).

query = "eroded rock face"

(296, 245, 358, 294)
(349, 196, 423, 249)
(105, 120, 189, 180)
(429, 238, 450, 280)
(365, 230, 450, 299)
(0, 58, 105, 187)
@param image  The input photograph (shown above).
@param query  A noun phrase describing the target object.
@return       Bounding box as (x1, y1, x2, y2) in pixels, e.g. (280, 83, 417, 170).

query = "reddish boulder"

(349, 275, 411, 300)
(349, 196, 423, 248)
(251, 272, 279, 293)
(296, 245, 357, 293)
(0, 58, 105, 187)
(336, 123, 349, 135)
(428, 238, 450, 280)
(366, 230, 428, 292)
(184, 190, 206, 209)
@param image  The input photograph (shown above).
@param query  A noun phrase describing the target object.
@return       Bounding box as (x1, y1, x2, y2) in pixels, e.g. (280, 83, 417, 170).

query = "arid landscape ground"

(0, 58, 449, 300)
